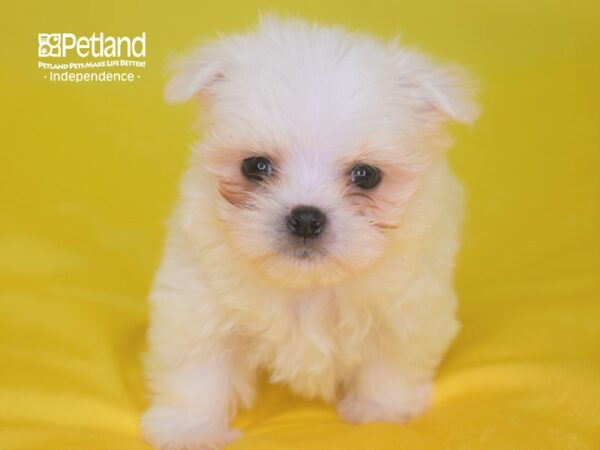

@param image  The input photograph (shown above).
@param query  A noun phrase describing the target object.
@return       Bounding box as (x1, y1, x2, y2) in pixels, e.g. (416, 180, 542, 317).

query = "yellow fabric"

(1, 1, 598, 449)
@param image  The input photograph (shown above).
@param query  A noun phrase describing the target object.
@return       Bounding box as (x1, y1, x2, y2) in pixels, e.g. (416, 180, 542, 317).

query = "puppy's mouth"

(278, 239, 327, 261)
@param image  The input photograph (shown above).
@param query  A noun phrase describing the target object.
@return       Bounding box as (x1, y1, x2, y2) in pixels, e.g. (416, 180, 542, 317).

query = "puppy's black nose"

(287, 206, 326, 238)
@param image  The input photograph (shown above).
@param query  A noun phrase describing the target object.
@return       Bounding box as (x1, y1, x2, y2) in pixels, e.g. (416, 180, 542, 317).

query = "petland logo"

(37, 32, 147, 83)
(38, 32, 146, 58)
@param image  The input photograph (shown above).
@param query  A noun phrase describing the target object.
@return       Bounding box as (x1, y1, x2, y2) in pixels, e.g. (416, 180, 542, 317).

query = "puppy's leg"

(141, 353, 253, 450)
(338, 284, 459, 424)
(337, 357, 435, 424)
(141, 234, 254, 450)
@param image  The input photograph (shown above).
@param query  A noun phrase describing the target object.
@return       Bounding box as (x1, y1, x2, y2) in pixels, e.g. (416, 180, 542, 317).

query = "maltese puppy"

(142, 16, 479, 450)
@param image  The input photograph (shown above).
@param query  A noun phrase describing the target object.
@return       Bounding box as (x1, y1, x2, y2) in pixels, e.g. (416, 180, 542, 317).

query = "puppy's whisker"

(354, 204, 381, 215)
(373, 221, 399, 229)
(346, 192, 376, 204)
(219, 180, 242, 187)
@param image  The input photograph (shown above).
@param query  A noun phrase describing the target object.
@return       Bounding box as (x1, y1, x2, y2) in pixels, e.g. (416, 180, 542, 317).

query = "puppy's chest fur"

(232, 288, 378, 401)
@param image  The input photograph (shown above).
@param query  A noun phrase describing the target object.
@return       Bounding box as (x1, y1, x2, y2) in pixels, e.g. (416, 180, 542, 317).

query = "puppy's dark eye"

(242, 156, 273, 181)
(350, 164, 381, 189)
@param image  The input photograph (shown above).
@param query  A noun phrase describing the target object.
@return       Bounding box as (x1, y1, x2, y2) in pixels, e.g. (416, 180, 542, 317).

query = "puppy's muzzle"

(287, 206, 326, 238)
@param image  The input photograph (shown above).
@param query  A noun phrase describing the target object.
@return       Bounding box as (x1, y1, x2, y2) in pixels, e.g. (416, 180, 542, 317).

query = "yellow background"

(0, 1, 598, 449)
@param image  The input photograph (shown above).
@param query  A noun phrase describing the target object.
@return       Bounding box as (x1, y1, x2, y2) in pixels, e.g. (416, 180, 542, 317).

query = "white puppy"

(142, 16, 479, 450)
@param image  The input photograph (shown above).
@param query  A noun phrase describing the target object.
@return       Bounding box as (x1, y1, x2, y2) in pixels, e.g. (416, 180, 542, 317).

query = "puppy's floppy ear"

(397, 49, 480, 125)
(164, 43, 225, 103)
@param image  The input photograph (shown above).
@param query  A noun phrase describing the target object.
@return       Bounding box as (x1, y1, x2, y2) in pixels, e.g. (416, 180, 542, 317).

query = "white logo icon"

(38, 34, 62, 57)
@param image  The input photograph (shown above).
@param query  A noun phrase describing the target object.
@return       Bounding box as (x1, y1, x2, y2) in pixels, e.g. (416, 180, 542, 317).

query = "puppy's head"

(167, 16, 479, 287)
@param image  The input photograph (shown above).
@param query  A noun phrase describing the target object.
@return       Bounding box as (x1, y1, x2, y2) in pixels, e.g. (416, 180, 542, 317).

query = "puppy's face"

(202, 130, 422, 288)
(167, 18, 478, 287)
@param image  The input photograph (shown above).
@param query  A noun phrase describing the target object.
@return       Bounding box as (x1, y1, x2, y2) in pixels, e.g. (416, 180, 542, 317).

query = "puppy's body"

(142, 17, 478, 450)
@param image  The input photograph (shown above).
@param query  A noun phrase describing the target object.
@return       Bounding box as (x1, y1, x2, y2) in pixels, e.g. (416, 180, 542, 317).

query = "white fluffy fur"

(142, 16, 479, 450)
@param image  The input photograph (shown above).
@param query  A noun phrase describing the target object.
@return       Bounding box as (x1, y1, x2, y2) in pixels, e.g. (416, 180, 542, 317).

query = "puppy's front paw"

(141, 404, 241, 450)
(337, 380, 432, 424)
